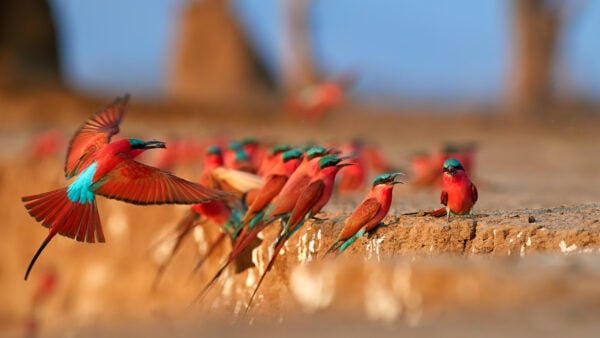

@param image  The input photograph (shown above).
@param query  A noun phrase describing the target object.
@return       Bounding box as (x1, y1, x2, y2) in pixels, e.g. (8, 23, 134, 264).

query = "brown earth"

(1, 90, 599, 337)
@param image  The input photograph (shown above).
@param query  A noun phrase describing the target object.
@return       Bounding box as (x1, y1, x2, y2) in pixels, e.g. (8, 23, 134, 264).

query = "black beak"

(390, 172, 404, 185)
(144, 140, 166, 149)
(337, 162, 354, 168)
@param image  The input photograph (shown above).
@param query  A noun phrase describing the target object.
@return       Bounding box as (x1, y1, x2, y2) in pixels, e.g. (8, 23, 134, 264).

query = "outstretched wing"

(338, 198, 381, 241)
(92, 156, 227, 205)
(65, 94, 129, 178)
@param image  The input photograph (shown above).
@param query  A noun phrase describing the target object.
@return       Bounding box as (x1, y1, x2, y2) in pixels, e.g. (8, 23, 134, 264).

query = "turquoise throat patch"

(67, 162, 97, 204)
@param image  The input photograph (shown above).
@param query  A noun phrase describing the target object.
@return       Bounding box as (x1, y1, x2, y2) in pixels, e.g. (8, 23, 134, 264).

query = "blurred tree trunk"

(168, 0, 272, 103)
(0, 0, 60, 85)
(507, 0, 562, 115)
(280, 0, 320, 93)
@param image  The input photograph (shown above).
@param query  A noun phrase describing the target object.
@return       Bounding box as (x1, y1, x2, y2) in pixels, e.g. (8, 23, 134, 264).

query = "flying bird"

(21, 94, 227, 280)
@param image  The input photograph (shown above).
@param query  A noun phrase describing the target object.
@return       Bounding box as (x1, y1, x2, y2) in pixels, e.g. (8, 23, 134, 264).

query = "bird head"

(128, 139, 166, 150)
(306, 146, 333, 160)
(318, 155, 353, 170)
(269, 144, 291, 156)
(282, 149, 303, 162)
(206, 145, 222, 156)
(373, 172, 404, 187)
(442, 158, 465, 176)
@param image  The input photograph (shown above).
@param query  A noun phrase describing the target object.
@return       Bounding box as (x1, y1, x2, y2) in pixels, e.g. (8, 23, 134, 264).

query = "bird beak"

(338, 155, 357, 161)
(326, 147, 342, 155)
(392, 180, 404, 185)
(144, 140, 166, 149)
(337, 162, 354, 168)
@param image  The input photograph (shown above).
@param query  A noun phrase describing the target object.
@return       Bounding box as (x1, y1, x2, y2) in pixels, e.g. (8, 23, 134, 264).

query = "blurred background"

(2, 1, 600, 337)
(1, 0, 599, 113)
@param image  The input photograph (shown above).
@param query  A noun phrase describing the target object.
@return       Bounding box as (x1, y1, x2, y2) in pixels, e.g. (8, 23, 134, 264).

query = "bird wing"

(65, 94, 129, 178)
(440, 189, 448, 206)
(287, 180, 324, 229)
(92, 156, 227, 205)
(209, 167, 264, 193)
(338, 198, 381, 240)
(248, 174, 288, 213)
(471, 183, 478, 203)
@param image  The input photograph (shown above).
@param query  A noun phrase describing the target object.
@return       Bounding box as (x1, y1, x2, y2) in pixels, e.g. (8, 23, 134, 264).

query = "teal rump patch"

(67, 162, 97, 204)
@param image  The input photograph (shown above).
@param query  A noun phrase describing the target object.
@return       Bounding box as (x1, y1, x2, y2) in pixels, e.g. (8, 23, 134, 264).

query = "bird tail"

(324, 240, 341, 257)
(22, 188, 103, 280)
(244, 234, 288, 315)
(425, 207, 447, 217)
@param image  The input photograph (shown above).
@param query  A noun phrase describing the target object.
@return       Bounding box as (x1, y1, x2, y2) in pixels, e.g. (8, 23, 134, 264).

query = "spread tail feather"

(22, 188, 103, 280)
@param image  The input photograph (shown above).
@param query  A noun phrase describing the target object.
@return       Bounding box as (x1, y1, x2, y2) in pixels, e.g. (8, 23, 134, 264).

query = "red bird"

(411, 142, 477, 189)
(286, 73, 355, 121)
(21, 94, 227, 280)
(239, 149, 303, 232)
(326, 173, 403, 256)
(337, 141, 368, 193)
(427, 158, 478, 221)
(244, 155, 350, 313)
(228, 147, 333, 266)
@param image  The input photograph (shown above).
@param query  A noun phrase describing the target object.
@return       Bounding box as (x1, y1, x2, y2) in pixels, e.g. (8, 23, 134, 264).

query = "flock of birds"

(21, 94, 478, 314)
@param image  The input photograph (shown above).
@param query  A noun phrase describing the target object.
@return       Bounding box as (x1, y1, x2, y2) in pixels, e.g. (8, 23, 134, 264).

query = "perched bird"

(265, 146, 338, 222)
(224, 141, 255, 173)
(239, 149, 303, 233)
(21, 94, 227, 280)
(244, 155, 350, 313)
(240, 138, 267, 171)
(410, 142, 477, 189)
(256, 144, 291, 177)
(151, 145, 263, 286)
(195, 155, 347, 303)
(426, 158, 478, 221)
(229, 147, 334, 267)
(336, 140, 368, 193)
(193, 149, 303, 293)
(326, 173, 403, 256)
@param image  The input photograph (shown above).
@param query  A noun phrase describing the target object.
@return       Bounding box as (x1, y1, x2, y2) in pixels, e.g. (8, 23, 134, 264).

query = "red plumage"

(22, 95, 227, 280)
(92, 155, 225, 205)
(65, 95, 128, 178)
(22, 188, 103, 280)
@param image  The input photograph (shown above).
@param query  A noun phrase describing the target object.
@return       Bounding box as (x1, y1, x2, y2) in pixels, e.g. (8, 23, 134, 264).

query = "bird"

(151, 144, 265, 286)
(325, 173, 403, 256)
(265, 146, 338, 222)
(410, 142, 477, 189)
(244, 155, 351, 313)
(336, 140, 368, 193)
(286, 72, 356, 122)
(21, 94, 227, 280)
(256, 144, 292, 177)
(238, 149, 303, 236)
(192, 149, 303, 296)
(426, 158, 478, 222)
(227, 146, 334, 268)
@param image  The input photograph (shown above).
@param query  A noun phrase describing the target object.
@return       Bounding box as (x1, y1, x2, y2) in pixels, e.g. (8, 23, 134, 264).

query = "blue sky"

(49, 0, 600, 104)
